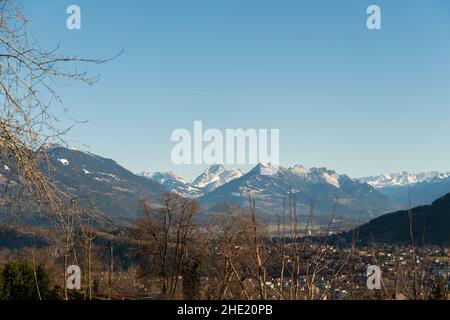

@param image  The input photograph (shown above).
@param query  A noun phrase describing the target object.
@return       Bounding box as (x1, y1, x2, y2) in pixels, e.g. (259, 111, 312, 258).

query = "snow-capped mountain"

(289, 164, 342, 188)
(141, 171, 189, 186)
(359, 171, 450, 189)
(140, 171, 203, 198)
(360, 171, 450, 207)
(192, 164, 244, 193)
(141, 164, 244, 198)
(11, 144, 446, 222)
(199, 163, 399, 220)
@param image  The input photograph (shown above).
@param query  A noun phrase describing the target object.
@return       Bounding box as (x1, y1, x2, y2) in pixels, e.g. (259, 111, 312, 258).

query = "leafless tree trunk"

(108, 235, 114, 300)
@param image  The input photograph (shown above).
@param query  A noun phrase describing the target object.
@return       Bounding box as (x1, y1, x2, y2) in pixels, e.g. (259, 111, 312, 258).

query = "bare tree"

(206, 205, 254, 300)
(0, 0, 118, 222)
(135, 194, 200, 299)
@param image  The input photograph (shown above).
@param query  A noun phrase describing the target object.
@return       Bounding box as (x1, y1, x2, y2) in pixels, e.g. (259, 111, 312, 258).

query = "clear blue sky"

(23, 0, 450, 179)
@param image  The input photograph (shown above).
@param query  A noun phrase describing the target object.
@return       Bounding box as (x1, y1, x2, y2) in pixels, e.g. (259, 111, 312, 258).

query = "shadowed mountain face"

(41, 146, 168, 218)
(378, 179, 450, 209)
(199, 163, 400, 220)
(346, 193, 450, 246)
(0, 146, 167, 219)
(0, 224, 51, 249)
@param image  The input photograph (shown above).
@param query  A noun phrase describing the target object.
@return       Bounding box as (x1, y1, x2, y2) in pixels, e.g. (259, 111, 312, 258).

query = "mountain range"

(198, 163, 398, 219)
(3, 146, 450, 225)
(360, 171, 450, 207)
(141, 162, 401, 219)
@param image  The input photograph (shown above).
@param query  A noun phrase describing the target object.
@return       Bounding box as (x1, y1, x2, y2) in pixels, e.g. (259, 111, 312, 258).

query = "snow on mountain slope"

(199, 163, 399, 219)
(360, 171, 450, 208)
(253, 163, 280, 176)
(360, 171, 450, 189)
(7, 145, 168, 219)
(192, 164, 244, 193)
(141, 171, 190, 185)
(140, 171, 203, 198)
(141, 165, 244, 198)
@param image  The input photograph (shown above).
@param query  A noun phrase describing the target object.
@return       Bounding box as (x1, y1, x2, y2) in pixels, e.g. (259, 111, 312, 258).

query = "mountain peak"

(141, 171, 191, 184)
(290, 164, 308, 175)
(251, 162, 281, 176)
(200, 162, 396, 219)
(205, 164, 226, 174)
(193, 165, 243, 190)
(39, 143, 62, 152)
(142, 165, 244, 198)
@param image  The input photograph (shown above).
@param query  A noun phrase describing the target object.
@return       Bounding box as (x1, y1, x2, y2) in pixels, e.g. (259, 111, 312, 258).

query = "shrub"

(0, 259, 58, 300)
